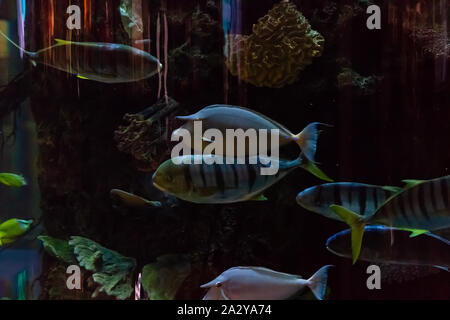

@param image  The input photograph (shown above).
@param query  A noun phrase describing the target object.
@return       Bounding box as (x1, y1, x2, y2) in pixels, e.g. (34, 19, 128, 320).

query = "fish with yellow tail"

(152, 154, 332, 204)
(174, 105, 330, 162)
(330, 176, 450, 263)
(0, 219, 33, 246)
(0, 30, 162, 83)
(201, 265, 333, 300)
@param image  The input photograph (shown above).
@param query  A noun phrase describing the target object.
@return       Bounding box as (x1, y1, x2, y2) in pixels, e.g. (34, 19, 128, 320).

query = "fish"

(0, 30, 162, 84)
(0, 219, 33, 246)
(152, 154, 332, 204)
(174, 105, 328, 162)
(110, 189, 162, 208)
(330, 176, 450, 263)
(296, 182, 401, 221)
(201, 265, 333, 300)
(0, 173, 27, 187)
(326, 226, 450, 271)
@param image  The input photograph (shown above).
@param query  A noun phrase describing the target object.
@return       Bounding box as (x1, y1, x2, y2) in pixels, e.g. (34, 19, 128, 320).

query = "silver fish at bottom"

(201, 265, 333, 300)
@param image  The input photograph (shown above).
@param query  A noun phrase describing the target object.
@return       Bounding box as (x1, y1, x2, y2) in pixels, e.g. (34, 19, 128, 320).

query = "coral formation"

(114, 97, 180, 171)
(38, 236, 77, 264)
(225, 0, 324, 88)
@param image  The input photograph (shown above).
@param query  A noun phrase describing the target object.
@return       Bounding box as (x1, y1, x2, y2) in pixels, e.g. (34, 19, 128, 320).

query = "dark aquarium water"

(0, 0, 449, 301)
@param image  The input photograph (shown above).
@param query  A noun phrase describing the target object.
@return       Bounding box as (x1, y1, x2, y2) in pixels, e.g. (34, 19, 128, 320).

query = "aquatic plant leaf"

(120, 0, 143, 39)
(0, 173, 27, 187)
(69, 236, 136, 300)
(141, 254, 191, 300)
(38, 236, 77, 265)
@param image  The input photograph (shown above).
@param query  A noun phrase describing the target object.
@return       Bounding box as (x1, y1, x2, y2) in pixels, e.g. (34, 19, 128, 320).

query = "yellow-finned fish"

(174, 105, 329, 162)
(152, 154, 332, 204)
(110, 189, 162, 208)
(0, 30, 162, 84)
(330, 176, 450, 263)
(0, 219, 33, 246)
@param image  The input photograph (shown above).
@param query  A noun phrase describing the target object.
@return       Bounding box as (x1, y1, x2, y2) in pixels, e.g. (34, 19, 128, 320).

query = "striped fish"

(331, 176, 450, 263)
(296, 183, 401, 221)
(152, 154, 331, 204)
(326, 226, 450, 271)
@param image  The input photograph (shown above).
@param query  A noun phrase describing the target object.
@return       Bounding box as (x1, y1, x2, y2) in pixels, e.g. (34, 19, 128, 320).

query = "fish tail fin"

(307, 265, 333, 300)
(298, 153, 334, 182)
(0, 29, 35, 57)
(294, 123, 322, 162)
(330, 205, 366, 264)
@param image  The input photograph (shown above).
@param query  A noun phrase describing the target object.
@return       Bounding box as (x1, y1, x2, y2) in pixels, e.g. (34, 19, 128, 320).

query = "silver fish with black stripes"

(296, 182, 401, 221)
(330, 176, 450, 263)
(152, 154, 332, 204)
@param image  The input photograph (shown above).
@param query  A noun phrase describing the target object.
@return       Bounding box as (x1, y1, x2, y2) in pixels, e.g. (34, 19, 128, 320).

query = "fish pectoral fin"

(250, 194, 268, 201)
(402, 179, 426, 188)
(382, 186, 403, 193)
(400, 228, 429, 238)
(77, 75, 89, 80)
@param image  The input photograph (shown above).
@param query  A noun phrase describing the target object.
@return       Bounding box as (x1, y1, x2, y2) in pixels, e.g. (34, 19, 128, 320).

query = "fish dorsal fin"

(402, 179, 426, 189)
(382, 186, 403, 193)
(203, 105, 295, 135)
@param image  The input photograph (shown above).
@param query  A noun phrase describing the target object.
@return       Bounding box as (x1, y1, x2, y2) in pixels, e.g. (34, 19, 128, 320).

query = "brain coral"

(225, 0, 324, 88)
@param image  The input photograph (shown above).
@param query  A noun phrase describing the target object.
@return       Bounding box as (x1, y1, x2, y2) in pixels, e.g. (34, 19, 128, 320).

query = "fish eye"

(216, 282, 222, 288)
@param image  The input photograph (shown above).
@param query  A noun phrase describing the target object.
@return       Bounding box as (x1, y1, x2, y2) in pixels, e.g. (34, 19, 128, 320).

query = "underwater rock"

(337, 67, 383, 96)
(114, 97, 180, 171)
(69, 236, 136, 300)
(411, 27, 450, 59)
(120, 0, 144, 40)
(38, 236, 77, 265)
(141, 254, 191, 300)
(225, 0, 324, 88)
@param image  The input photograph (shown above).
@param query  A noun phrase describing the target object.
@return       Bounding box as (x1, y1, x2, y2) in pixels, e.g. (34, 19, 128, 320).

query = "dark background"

(1, 0, 448, 299)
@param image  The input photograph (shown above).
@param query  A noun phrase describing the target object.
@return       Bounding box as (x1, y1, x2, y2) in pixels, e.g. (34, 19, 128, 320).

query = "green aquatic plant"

(37, 236, 77, 265)
(69, 236, 136, 300)
(141, 254, 191, 300)
(0, 173, 27, 187)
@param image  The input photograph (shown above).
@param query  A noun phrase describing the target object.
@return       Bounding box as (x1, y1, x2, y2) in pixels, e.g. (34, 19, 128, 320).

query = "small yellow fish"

(110, 189, 162, 208)
(0, 219, 33, 246)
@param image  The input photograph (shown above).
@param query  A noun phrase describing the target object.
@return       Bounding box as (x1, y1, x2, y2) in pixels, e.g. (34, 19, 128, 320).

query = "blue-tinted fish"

(296, 183, 401, 221)
(201, 265, 333, 300)
(331, 177, 450, 263)
(152, 154, 332, 204)
(0, 30, 162, 83)
(327, 226, 450, 271)
(175, 105, 327, 162)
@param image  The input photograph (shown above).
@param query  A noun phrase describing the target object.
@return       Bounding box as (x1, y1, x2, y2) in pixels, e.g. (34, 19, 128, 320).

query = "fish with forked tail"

(327, 226, 450, 271)
(0, 30, 162, 83)
(330, 176, 450, 263)
(201, 265, 333, 300)
(152, 154, 332, 204)
(297, 182, 401, 221)
(174, 105, 330, 162)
